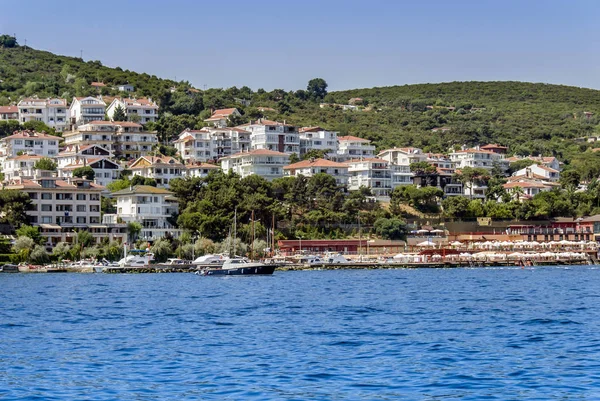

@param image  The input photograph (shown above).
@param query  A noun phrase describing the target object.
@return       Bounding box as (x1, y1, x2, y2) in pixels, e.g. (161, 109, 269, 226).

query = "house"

(185, 162, 221, 178)
(426, 153, 463, 196)
(62, 121, 117, 153)
(129, 156, 185, 188)
(203, 108, 241, 128)
(298, 127, 339, 157)
(503, 180, 553, 200)
(2, 154, 44, 181)
(103, 185, 182, 240)
(4, 175, 118, 248)
(0, 130, 60, 158)
(106, 97, 158, 124)
(58, 157, 122, 187)
(0, 106, 18, 121)
(505, 155, 562, 171)
(449, 146, 509, 172)
(239, 119, 300, 155)
(513, 164, 560, 182)
(221, 149, 290, 180)
(55, 144, 113, 169)
(283, 158, 349, 185)
(173, 127, 251, 162)
(480, 144, 508, 154)
(91, 82, 106, 88)
(69, 96, 107, 127)
(345, 158, 392, 197)
(117, 84, 135, 92)
(336, 136, 376, 162)
(17, 98, 69, 132)
(377, 147, 427, 188)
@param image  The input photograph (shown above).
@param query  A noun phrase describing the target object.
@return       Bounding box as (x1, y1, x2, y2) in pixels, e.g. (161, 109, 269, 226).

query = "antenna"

(80, 49, 83, 59)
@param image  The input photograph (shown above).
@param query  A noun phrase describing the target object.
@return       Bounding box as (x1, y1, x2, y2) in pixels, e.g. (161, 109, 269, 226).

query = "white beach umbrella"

(417, 241, 436, 247)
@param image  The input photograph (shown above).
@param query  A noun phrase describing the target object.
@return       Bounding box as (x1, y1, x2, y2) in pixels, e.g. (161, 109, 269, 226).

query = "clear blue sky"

(1, 0, 598, 91)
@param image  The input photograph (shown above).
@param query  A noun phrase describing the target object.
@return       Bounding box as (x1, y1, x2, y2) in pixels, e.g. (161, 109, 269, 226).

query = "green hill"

(2, 36, 600, 177)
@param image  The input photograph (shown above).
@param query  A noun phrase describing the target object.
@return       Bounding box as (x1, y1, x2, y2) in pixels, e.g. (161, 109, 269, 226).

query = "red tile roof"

(338, 135, 370, 142)
(4, 131, 61, 140)
(0, 106, 18, 114)
(226, 149, 290, 158)
(283, 158, 348, 170)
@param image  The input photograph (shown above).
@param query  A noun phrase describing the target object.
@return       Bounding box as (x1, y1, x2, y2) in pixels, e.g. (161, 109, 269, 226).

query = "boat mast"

(233, 207, 237, 257)
(271, 214, 275, 257)
(251, 210, 255, 260)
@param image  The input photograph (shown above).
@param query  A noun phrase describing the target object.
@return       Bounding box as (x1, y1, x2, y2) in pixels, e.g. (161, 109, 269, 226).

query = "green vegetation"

(33, 157, 57, 171)
(72, 166, 95, 180)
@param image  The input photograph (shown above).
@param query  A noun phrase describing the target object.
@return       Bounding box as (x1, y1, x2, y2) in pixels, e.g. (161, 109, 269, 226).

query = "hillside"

(2, 38, 600, 177)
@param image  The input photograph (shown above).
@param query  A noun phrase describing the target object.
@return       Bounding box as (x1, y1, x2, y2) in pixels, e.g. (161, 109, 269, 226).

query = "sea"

(1, 267, 600, 400)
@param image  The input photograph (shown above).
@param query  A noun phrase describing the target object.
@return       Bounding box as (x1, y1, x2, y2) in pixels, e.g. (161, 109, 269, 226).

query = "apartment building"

(17, 98, 69, 132)
(346, 158, 392, 197)
(221, 149, 290, 180)
(240, 119, 300, 156)
(185, 162, 221, 178)
(426, 153, 463, 196)
(5, 174, 109, 248)
(449, 146, 509, 172)
(104, 185, 182, 240)
(129, 156, 185, 187)
(0, 106, 18, 121)
(174, 127, 251, 162)
(203, 108, 241, 128)
(2, 154, 43, 181)
(513, 164, 560, 183)
(298, 127, 339, 157)
(58, 157, 122, 187)
(62, 121, 116, 152)
(55, 144, 113, 168)
(69, 96, 107, 127)
(336, 136, 376, 162)
(378, 147, 427, 188)
(0, 130, 60, 158)
(106, 97, 159, 124)
(283, 158, 349, 186)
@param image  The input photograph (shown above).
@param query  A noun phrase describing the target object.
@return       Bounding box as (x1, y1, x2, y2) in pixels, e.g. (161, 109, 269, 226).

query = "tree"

(76, 230, 95, 248)
(150, 238, 173, 262)
(72, 166, 95, 180)
(30, 245, 50, 264)
(560, 169, 580, 191)
(410, 161, 438, 186)
(441, 196, 471, 219)
(307, 78, 328, 101)
(112, 104, 126, 121)
(373, 218, 407, 240)
(127, 222, 142, 243)
(454, 167, 489, 199)
(13, 236, 34, 255)
(0, 190, 33, 228)
(16, 225, 43, 244)
(52, 242, 71, 261)
(33, 157, 57, 171)
(0, 35, 18, 48)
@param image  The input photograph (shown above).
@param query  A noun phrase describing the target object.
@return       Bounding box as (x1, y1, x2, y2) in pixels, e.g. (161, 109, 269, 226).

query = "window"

(56, 193, 73, 200)
(56, 205, 73, 212)
(90, 194, 100, 201)
(14, 140, 23, 145)
(76, 194, 86, 200)
(41, 204, 52, 212)
(76, 217, 86, 224)
(76, 205, 86, 212)
(41, 193, 52, 200)
(41, 180, 55, 188)
(28, 192, 38, 199)
(41, 216, 52, 224)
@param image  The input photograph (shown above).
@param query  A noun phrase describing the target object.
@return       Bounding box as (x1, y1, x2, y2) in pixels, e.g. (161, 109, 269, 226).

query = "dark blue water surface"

(2, 267, 600, 400)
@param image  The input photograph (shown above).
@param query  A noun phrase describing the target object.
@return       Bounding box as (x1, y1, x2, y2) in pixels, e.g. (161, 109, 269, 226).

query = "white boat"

(117, 252, 154, 268)
(160, 258, 189, 266)
(192, 254, 227, 265)
(324, 252, 348, 264)
(195, 257, 276, 276)
(298, 255, 325, 265)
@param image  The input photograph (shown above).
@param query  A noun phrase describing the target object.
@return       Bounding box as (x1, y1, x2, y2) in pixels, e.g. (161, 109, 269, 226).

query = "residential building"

(0, 130, 60, 158)
(5, 175, 114, 248)
(55, 144, 114, 169)
(505, 155, 562, 171)
(117, 84, 135, 92)
(62, 121, 158, 158)
(129, 156, 185, 188)
(221, 149, 290, 180)
(346, 158, 392, 197)
(376, 147, 426, 188)
(449, 146, 509, 172)
(69, 96, 107, 127)
(426, 153, 463, 196)
(503, 180, 553, 200)
(17, 98, 69, 132)
(174, 127, 251, 162)
(185, 162, 221, 178)
(480, 144, 508, 154)
(283, 158, 349, 185)
(58, 157, 122, 187)
(513, 164, 560, 182)
(2, 155, 44, 181)
(106, 97, 159, 124)
(299, 127, 339, 157)
(336, 136, 376, 162)
(239, 119, 300, 155)
(203, 108, 241, 128)
(103, 185, 182, 240)
(0, 105, 18, 121)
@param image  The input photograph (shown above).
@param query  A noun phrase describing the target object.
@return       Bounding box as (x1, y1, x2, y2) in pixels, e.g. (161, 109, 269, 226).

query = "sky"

(1, 0, 599, 91)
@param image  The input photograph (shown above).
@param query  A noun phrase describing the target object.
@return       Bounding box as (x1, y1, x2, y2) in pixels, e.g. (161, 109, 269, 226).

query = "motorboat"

(324, 252, 348, 264)
(195, 257, 276, 276)
(160, 258, 190, 266)
(117, 252, 154, 268)
(192, 254, 227, 265)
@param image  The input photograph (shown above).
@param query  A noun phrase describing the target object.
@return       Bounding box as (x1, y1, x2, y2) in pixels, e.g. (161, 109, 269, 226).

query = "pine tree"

(112, 104, 126, 121)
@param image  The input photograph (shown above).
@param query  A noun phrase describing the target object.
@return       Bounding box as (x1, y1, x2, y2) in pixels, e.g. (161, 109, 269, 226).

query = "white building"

(69, 96, 106, 127)
(336, 136, 376, 162)
(58, 157, 122, 187)
(505, 155, 562, 172)
(426, 153, 463, 197)
(283, 158, 349, 186)
(55, 144, 113, 168)
(513, 164, 560, 183)
(204, 108, 241, 128)
(104, 185, 182, 240)
(5, 175, 120, 248)
(503, 180, 554, 201)
(117, 84, 135, 92)
(449, 147, 509, 172)
(221, 149, 290, 181)
(174, 127, 251, 162)
(239, 119, 300, 156)
(129, 156, 185, 188)
(2, 154, 44, 181)
(17, 98, 69, 132)
(299, 127, 339, 157)
(0, 131, 60, 158)
(346, 158, 392, 197)
(62, 121, 117, 152)
(378, 147, 427, 188)
(0, 106, 18, 121)
(106, 97, 159, 124)
(185, 162, 221, 178)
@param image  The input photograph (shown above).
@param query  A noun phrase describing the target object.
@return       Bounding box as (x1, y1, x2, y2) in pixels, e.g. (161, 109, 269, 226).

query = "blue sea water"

(2, 267, 600, 400)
